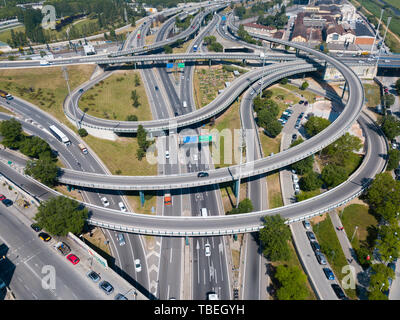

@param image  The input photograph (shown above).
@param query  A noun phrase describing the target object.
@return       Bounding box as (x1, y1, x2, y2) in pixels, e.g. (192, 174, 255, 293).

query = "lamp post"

(351, 226, 358, 243)
(370, 9, 384, 54)
(236, 129, 245, 208)
(62, 66, 80, 129)
(374, 16, 391, 75)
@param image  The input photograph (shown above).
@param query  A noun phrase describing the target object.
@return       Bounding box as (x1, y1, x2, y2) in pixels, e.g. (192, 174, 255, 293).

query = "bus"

(49, 125, 71, 146)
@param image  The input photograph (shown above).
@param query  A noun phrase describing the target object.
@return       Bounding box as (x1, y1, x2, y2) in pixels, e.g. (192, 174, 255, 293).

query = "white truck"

(40, 60, 50, 66)
(183, 101, 188, 108)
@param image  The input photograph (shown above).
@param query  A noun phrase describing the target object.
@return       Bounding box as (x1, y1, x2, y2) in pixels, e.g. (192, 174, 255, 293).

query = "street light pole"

(375, 16, 391, 75)
(62, 66, 80, 129)
(236, 129, 245, 208)
(370, 9, 384, 54)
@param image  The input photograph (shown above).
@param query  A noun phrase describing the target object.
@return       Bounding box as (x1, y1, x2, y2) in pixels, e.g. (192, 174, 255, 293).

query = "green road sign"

(199, 135, 212, 142)
(178, 62, 185, 68)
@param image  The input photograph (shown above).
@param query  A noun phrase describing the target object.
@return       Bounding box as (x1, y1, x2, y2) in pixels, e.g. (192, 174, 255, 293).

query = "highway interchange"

(0, 0, 393, 300)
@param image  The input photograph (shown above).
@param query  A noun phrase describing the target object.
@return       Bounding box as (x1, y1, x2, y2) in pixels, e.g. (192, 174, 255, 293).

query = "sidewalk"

(329, 211, 369, 300)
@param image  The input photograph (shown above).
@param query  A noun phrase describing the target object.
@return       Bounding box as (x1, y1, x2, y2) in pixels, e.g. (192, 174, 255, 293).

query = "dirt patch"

(82, 227, 111, 255)
(310, 213, 328, 225)
(336, 197, 368, 212)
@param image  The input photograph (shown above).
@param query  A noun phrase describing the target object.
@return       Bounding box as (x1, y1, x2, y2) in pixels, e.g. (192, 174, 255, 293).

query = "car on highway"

(155, 86, 159, 91)
(205, 243, 211, 257)
(306, 231, 316, 241)
(331, 284, 346, 300)
(31, 223, 41, 232)
(118, 202, 127, 212)
(135, 259, 142, 272)
(197, 172, 209, 178)
(66, 254, 80, 265)
(101, 197, 109, 207)
(165, 150, 170, 159)
(115, 293, 128, 300)
(87, 271, 101, 283)
(79, 88, 84, 93)
(310, 241, 321, 252)
(99, 281, 114, 295)
(303, 220, 311, 230)
(0, 194, 5, 201)
(1, 199, 13, 207)
(323, 268, 335, 280)
(315, 252, 327, 265)
(250, 90, 254, 96)
(38, 232, 51, 242)
(117, 233, 126, 246)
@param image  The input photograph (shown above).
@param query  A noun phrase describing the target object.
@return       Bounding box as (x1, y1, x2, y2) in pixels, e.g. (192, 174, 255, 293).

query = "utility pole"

(259, 47, 266, 98)
(374, 17, 391, 75)
(62, 66, 80, 129)
(351, 226, 358, 243)
(370, 9, 384, 54)
(236, 129, 245, 208)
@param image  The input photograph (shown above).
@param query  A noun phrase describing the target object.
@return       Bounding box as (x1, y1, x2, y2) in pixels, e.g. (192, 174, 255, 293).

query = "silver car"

(117, 233, 126, 246)
(315, 252, 327, 265)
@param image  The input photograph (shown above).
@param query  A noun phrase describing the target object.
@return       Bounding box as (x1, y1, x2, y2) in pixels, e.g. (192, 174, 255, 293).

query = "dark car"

(299, 100, 304, 104)
(197, 172, 209, 178)
(304, 101, 309, 106)
(155, 86, 159, 91)
(291, 134, 297, 142)
(323, 268, 335, 280)
(114, 293, 128, 300)
(79, 88, 84, 93)
(1, 199, 12, 207)
(306, 231, 316, 241)
(31, 223, 42, 232)
(99, 281, 114, 295)
(38, 232, 51, 242)
(310, 241, 321, 252)
(331, 284, 346, 300)
(87, 271, 101, 283)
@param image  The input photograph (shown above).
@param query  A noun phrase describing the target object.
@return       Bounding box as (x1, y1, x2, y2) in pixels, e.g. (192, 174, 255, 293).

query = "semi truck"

(0, 90, 13, 100)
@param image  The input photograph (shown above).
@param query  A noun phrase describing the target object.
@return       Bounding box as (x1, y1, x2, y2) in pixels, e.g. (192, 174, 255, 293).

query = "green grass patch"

(296, 189, 321, 202)
(340, 204, 378, 250)
(313, 214, 357, 299)
(0, 25, 25, 44)
(267, 171, 283, 209)
(0, 65, 95, 125)
(80, 70, 152, 121)
(125, 192, 157, 215)
(281, 83, 317, 103)
(82, 135, 157, 176)
(363, 83, 381, 108)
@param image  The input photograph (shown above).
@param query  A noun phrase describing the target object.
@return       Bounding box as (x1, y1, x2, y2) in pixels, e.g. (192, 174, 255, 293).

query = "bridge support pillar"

(242, 59, 246, 66)
(295, 48, 299, 56)
(140, 191, 145, 207)
(209, 59, 211, 67)
(341, 81, 347, 98)
(233, 180, 240, 199)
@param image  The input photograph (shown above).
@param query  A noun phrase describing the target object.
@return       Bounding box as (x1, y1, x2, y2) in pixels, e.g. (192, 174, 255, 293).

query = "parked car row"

(303, 220, 347, 300)
(31, 222, 130, 299)
(292, 173, 300, 195)
(295, 112, 305, 130)
(278, 108, 293, 126)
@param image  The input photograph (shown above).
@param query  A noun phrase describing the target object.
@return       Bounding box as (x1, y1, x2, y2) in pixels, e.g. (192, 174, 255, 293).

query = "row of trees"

(203, 35, 223, 52)
(290, 116, 363, 200)
(136, 124, 151, 160)
(257, 5, 288, 29)
(0, 118, 59, 186)
(254, 93, 282, 138)
(363, 173, 400, 299)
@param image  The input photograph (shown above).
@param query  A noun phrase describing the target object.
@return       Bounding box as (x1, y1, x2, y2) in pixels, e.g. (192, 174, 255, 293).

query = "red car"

(0, 194, 6, 201)
(66, 254, 80, 265)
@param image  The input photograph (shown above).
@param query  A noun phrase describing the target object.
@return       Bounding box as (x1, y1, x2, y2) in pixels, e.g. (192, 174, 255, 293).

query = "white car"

(303, 220, 311, 230)
(258, 80, 262, 85)
(118, 202, 127, 212)
(165, 151, 170, 159)
(101, 197, 110, 207)
(135, 259, 142, 272)
(292, 174, 299, 184)
(193, 153, 198, 162)
(205, 243, 211, 257)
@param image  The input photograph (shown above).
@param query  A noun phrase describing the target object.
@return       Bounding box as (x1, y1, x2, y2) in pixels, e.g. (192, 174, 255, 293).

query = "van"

(201, 208, 208, 217)
(78, 143, 88, 154)
(183, 101, 188, 108)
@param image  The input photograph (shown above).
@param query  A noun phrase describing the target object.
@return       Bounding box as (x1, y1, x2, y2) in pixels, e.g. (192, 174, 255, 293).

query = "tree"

(134, 73, 141, 87)
(280, 78, 288, 85)
(300, 81, 309, 90)
(375, 224, 400, 262)
(25, 155, 59, 187)
(321, 164, 348, 188)
(126, 115, 138, 121)
(228, 198, 253, 215)
(275, 265, 309, 300)
(366, 173, 400, 222)
(19, 136, 52, 159)
(290, 138, 314, 174)
(299, 171, 323, 191)
(259, 215, 291, 261)
(387, 149, 400, 171)
(383, 94, 395, 108)
(381, 116, 400, 141)
(304, 116, 331, 137)
(368, 263, 394, 298)
(78, 128, 88, 137)
(322, 133, 362, 165)
(264, 120, 282, 138)
(395, 78, 400, 95)
(163, 45, 173, 54)
(0, 118, 23, 149)
(131, 90, 140, 108)
(34, 196, 88, 236)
